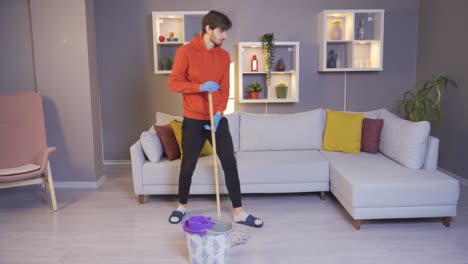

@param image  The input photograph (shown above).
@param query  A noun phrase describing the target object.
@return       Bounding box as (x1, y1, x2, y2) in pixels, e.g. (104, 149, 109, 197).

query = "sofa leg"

(442, 217, 451, 227)
(138, 195, 145, 204)
(320, 191, 326, 200)
(352, 220, 362, 230)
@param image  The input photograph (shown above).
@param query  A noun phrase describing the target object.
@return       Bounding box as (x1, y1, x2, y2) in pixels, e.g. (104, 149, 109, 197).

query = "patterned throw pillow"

(361, 118, 384, 154)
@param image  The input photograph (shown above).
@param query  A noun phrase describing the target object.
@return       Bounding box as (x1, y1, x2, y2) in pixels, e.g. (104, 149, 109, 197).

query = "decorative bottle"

(357, 19, 365, 40)
(250, 55, 258, 72)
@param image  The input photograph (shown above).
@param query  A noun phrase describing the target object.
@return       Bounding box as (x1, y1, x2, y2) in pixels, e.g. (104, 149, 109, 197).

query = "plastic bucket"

(185, 219, 232, 264)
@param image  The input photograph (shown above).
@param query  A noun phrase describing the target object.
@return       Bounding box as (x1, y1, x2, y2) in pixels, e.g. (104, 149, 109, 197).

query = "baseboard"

(104, 160, 131, 165)
(54, 175, 106, 188)
(438, 167, 468, 186)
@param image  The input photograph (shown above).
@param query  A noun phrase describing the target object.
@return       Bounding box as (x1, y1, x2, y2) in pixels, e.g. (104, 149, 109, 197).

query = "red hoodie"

(168, 35, 230, 120)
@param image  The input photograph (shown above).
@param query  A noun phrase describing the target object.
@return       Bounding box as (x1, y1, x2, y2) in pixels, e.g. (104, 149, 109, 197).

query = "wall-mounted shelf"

(318, 9, 385, 72)
(238, 42, 300, 103)
(152, 11, 207, 74)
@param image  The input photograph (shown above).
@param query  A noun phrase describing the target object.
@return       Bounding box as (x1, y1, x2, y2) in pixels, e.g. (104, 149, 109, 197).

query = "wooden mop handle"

(208, 93, 221, 220)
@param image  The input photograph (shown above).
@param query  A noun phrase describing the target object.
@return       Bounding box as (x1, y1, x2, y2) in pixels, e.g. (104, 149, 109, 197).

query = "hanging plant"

(260, 33, 275, 87)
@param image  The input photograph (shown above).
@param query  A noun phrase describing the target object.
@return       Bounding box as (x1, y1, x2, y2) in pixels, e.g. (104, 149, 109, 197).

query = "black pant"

(178, 117, 242, 208)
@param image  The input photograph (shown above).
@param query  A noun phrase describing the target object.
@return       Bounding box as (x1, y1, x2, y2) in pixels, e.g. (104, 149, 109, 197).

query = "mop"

(208, 93, 248, 246)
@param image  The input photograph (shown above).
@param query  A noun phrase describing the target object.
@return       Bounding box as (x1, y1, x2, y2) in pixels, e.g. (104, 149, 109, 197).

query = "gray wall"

(94, 0, 420, 160)
(0, 0, 103, 183)
(7, 1, 465, 182)
(417, 0, 468, 180)
(0, 0, 35, 93)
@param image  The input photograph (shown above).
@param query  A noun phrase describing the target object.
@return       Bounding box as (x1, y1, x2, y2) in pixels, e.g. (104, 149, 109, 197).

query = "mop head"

(230, 226, 249, 246)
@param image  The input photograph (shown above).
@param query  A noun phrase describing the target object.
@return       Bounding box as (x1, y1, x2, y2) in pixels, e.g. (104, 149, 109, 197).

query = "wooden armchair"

(0, 92, 57, 211)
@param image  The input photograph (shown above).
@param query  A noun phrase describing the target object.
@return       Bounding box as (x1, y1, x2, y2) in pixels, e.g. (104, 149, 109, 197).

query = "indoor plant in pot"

(261, 33, 275, 87)
(275, 80, 288, 99)
(398, 75, 457, 126)
(247, 82, 263, 99)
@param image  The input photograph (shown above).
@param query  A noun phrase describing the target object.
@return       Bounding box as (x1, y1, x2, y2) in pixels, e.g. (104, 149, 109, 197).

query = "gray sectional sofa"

(130, 109, 460, 229)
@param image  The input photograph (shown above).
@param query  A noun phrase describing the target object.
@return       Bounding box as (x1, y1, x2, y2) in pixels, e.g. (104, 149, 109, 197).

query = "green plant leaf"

(397, 75, 457, 126)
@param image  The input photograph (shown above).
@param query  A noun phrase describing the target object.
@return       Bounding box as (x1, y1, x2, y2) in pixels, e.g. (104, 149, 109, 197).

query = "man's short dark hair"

(202, 10, 232, 34)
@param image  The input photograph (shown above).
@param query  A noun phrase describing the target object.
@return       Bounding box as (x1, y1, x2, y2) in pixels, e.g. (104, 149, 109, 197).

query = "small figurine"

(327, 50, 337, 68)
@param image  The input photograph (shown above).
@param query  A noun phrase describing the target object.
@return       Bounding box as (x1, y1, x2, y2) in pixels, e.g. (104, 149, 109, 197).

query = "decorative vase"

(251, 55, 258, 72)
(275, 86, 288, 99)
(275, 58, 286, 71)
(336, 52, 341, 68)
(331, 21, 342, 40)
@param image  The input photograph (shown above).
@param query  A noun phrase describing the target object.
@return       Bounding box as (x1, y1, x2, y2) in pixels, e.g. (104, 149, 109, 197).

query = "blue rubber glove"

(204, 113, 222, 132)
(200, 81, 220, 93)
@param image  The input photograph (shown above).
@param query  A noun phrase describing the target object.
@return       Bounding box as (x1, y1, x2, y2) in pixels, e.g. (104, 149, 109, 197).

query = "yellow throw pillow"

(322, 109, 364, 154)
(169, 120, 213, 158)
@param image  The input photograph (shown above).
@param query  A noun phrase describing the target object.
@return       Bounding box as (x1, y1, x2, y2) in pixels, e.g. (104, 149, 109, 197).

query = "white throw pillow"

(140, 131, 164, 163)
(225, 112, 240, 152)
(379, 109, 430, 169)
(156, 112, 183, 125)
(240, 109, 324, 151)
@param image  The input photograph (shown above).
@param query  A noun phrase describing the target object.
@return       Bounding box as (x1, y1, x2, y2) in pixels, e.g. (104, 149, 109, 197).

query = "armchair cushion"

(0, 164, 40, 176)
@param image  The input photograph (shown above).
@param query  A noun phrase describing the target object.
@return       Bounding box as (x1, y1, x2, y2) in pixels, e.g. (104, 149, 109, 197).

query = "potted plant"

(247, 82, 262, 99)
(275, 80, 288, 99)
(261, 33, 275, 87)
(398, 75, 457, 126)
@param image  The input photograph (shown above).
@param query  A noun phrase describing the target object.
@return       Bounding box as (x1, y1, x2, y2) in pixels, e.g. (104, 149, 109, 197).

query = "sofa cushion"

(155, 112, 240, 153)
(322, 150, 460, 208)
(154, 124, 180, 161)
(240, 109, 323, 151)
(169, 120, 213, 157)
(347, 110, 380, 119)
(140, 131, 164, 162)
(225, 112, 240, 152)
(236, 150, 329, 184)
(323, 109, 364, 154)
(156, 112, 183, 125)
(378, 109, 430, 169)
(361, 118, 384, 154)
(142, 155, 224, 185)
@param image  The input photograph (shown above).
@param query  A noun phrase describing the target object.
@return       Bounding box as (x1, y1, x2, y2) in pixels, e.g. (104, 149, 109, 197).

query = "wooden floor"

(1, 164, 467, 264)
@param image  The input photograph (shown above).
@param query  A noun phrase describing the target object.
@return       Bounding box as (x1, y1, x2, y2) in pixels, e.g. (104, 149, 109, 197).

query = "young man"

(167, 10, 263, 228)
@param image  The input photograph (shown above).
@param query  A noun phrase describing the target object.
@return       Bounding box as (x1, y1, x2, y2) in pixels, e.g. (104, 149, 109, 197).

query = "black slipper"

(235, 214, 263, 228)
(168, 210, 186, 224)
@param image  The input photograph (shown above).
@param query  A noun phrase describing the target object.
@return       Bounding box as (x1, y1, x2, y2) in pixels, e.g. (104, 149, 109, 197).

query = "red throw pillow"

(361, 118, 384, 154)
(154, 124, 180, 160)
